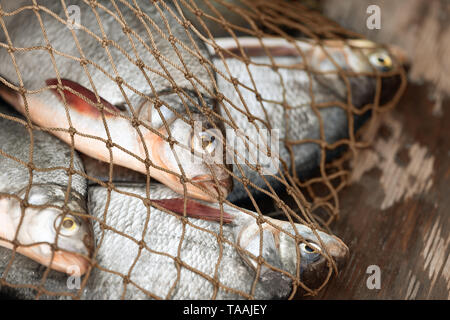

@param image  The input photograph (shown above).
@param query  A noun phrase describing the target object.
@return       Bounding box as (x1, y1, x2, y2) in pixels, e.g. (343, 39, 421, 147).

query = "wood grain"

(305, 83, 449, 299)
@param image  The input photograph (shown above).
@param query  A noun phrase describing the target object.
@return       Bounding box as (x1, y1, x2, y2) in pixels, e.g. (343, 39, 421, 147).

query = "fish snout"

(321, 235, 349, 271)
(52, 250, 91, 275)
(191, 175, 233, 202)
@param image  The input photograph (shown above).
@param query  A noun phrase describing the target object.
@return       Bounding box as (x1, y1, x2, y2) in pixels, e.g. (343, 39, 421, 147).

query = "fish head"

(8, 185, 94, 275)
(275, 220, 349, 289)
(145, 99, 232, 202)
(309, 39, 405, 108)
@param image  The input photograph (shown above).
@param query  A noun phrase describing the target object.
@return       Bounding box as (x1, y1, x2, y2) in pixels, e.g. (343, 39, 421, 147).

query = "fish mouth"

(16, 245, 91, 276)
(190, 175, 233, 202)
(322, 235, 349, 271)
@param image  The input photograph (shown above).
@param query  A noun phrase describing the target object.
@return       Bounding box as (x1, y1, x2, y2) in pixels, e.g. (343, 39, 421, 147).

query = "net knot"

(68, 127, 77, 136)
(144, 158, 152, 168)
(142, 198, 151, 207)
(18, 86, 26, 95)
(153, 99, 162, 109)
(256, 256, 266, 266)
(241, 177, 250, 186)
(88, 0, 98, 9)
(115, 76, 124, 85)
(216, 92, 224, 102)
(135, 59, 145, 69)
(106, 182, 115, 192)
(254, 93, 262, 102)
(152, 49, 161, 59)
(79, 59, 88, 67)
(194, 9, 203, 17)
(182, 20, 191, 30)
(7, 46, 15, 54)
(46, 45, 53, 54)
(174, 257, 183, 266)
(231, 77, 239, 86)
(168, 35, 176, 44)
(275, 200, 285, 209)
(66, 167, 76, 176)
(167, 137, 176, 148)
(27, 162, 35, 171)
(122, 26, 131, 34)
(105, 140, 114, 149)
(131, 117, 140, 128)
(256, 216, 265, 225)
(101, 38, 110, 48)
(137, 240, 145, 250)
(184, 71, 193, 80)
(198, 57, 207, 65)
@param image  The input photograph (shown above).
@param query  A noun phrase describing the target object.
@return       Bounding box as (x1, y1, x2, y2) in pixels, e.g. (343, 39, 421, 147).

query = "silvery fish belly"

(0, 101, 94, 276)
(82, 183, 348, 300)
(0, 0, 232, 202)
(207, 38, 403, 202)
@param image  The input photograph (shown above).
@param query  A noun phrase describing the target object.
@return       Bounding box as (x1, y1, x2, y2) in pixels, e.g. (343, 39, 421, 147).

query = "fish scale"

(86, 185, 263, 299)
(208, 38, 403, 202)
(82, 183, 348, 300)
(0, 0, 233, 202)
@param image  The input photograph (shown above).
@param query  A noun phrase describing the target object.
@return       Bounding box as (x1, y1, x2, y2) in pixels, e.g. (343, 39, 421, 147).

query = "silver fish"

(80, 182, 347, 300)
(0, 101, 94, 275)
(0, 0, 232, 202)
(0, 176, 347, 299)
(206, 37, 404, 202)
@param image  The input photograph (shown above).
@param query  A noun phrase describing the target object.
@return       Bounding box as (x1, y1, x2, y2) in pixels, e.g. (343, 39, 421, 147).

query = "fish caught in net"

(0, 0, 406, 299)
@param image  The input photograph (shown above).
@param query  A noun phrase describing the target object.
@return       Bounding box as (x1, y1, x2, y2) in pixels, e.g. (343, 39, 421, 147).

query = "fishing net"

(0, 0, 406, 299)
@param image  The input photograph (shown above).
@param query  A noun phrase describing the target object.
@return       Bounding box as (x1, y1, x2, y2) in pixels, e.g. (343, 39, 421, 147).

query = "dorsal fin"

(152, 198, 234, 224)
(46, 78, 121, 117)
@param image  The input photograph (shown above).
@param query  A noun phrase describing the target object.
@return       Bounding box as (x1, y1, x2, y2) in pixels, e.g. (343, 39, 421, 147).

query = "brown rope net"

(0, 0, 406, 300)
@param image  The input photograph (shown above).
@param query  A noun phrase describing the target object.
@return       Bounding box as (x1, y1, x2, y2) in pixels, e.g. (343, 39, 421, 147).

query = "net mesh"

(0, 0, 406, 299)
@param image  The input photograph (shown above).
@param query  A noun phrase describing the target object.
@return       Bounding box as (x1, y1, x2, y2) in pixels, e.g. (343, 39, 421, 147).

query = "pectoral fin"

(46, 78, 121, 118)
(152, 198, 234, 224)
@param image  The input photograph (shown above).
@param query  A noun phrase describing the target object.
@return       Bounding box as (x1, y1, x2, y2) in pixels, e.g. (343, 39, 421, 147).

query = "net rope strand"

(0, 0, 407, 299)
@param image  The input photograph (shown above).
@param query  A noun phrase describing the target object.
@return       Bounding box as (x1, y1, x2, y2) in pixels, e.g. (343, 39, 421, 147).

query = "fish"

(0, 0, 232, 202)
(81, 182, 348, 300)
(205, 37, 404, 202)
(0, 180, 348, 300)
(0, 100, 94, 276)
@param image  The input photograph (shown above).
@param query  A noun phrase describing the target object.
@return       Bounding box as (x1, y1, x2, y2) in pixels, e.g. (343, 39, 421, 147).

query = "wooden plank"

(306, 83, 449, 299)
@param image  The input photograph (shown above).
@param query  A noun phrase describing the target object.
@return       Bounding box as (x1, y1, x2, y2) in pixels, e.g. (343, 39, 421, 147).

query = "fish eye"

(54, 215, 80, 237)
(369, 51, 393, 71)
(300, 242, 322, 262)
(192, 131, 217, 154)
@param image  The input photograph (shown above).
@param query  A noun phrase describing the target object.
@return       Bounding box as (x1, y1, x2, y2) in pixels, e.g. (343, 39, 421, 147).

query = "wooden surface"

(305, 83, 449, 299)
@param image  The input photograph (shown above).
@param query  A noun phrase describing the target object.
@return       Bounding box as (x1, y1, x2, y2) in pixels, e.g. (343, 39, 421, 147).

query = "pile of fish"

(0, 0, 404, 299)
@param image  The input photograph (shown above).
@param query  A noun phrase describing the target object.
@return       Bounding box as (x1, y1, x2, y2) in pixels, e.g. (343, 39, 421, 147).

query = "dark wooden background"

(305, 83, 449, 300)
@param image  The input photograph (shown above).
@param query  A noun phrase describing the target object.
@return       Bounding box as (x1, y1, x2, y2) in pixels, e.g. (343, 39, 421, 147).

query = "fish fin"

(152, 198, 234, 224)
(45, 78, 121, 118)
